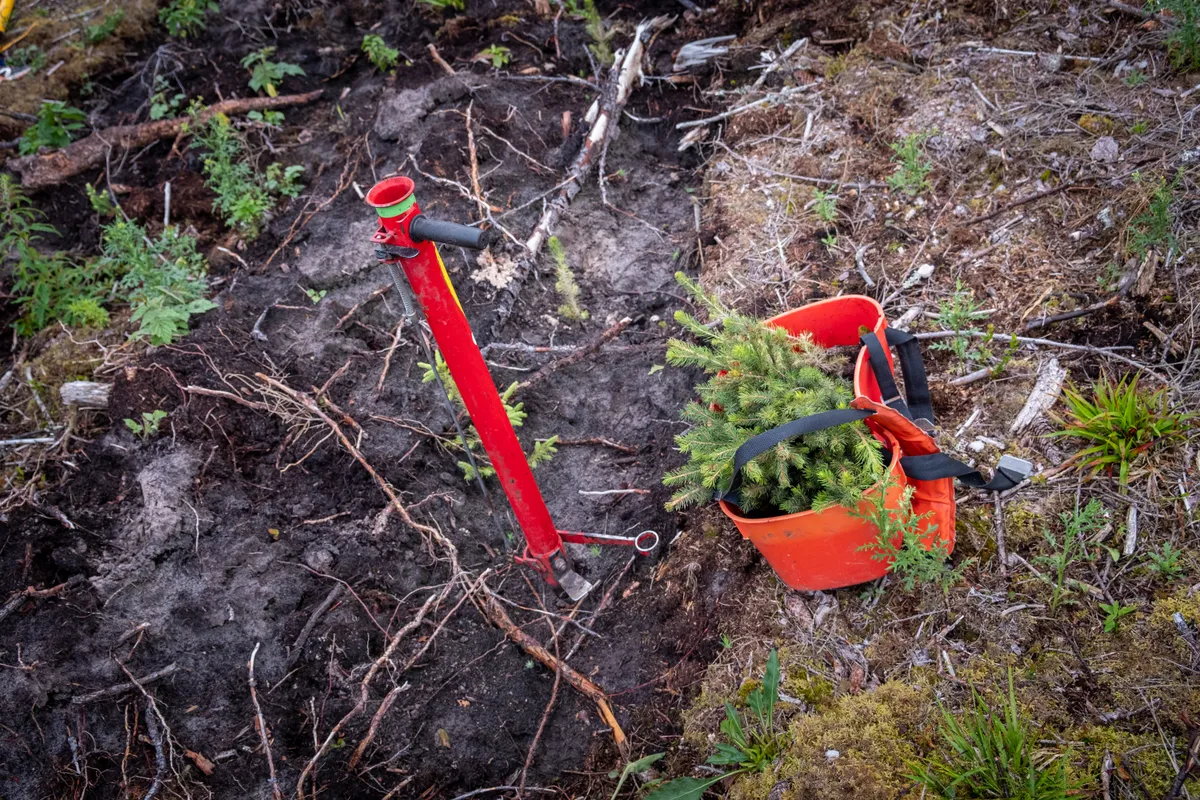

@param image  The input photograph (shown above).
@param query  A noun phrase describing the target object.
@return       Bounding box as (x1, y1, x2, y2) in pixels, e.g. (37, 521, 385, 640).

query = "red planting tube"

(364, 177, 583, 593)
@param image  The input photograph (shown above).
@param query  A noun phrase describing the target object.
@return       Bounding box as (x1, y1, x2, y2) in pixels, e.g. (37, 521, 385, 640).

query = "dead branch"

(184, 385, 272, 412)
(495, 18, 671, 327)
(0, 576, 81, 626)
(285, 584, 344, 670)
(478, 586, 628, 754)
(914, 330, 1166, 382)
(376, 319, 406, 396)
(143, 695, 167, 800)
(515, 317, 632, 392)
(265, 142, 362, 269)
(296, 588, 448, 800)
(248, 643, 283, 800)
(335, 285, 391, 330)
(347, 683, 405, 770)
(8, 91, 324, 189)
(428, 43, 457, 76)
(518, 659, 562, 796)
(1024, 294, 1120, 331)
(71, 663, 180, 705)
(254, 374, 460, 567)
(965, 182, 1078, 226)
(548, 437, 638, 454)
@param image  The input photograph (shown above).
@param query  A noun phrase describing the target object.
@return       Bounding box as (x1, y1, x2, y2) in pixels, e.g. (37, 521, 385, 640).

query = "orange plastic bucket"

(719, 429, 905, 590)
(716, 295, 953, 591)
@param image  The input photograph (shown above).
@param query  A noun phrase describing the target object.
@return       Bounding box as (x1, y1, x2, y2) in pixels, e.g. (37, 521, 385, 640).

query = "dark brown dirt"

(0, 2, 779, 798)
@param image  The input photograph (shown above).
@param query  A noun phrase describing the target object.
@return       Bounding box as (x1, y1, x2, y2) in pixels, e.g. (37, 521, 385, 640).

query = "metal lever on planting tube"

(365, 176, 658, 600)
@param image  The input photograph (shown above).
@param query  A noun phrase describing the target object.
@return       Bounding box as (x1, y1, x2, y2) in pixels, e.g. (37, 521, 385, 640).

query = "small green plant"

(608, 752, 666, 800)
(125, 409, 168, 441)
(475, 44, 513, 69)
(810, 188, 838, 223)
(931, 280, 990, 369)
(663, 272, 885, 515)
(1100, 600, 1137, 633)
(241, 47, 305, 97)
(1131, 119, 1150, 134)
(97, 220, 216, 345)
(246, 109, 285, 128)
(1146, 542, 1185, 580)
(159, 0, 217, 37)
(362, 34, 400, 72)
(7, 45, 47, 71)
(1049, 376, 1193, 486)
(565, 0, 613, 64)
(85, 183, 115, 217)
(547, 236, 588, 321)
(647, 650, 786, 800)
(856, 472, 964, 592)
(19, 101, 87, 156)
(416, 0, 465, 9)
(1122, 68, 1148, 87)
(887, 130, 935, 196)
(1155, 0, 1200, 70)
(149, 75, 186, 121)
(720, 633, 733, 649)
(191, 115, 305, 237)
(304, 287, 326, 304)
(1032, 499, 1108, 611)
(1126, 171, 1180, 258)
(912, 670, 1074, 800)
(419, 352, 557, 481)
(820, 232, 839, 249)
(83, 10, 123, 45)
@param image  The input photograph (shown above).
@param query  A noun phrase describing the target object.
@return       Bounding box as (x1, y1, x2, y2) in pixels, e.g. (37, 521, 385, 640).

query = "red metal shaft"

(365, 178, 568, 574)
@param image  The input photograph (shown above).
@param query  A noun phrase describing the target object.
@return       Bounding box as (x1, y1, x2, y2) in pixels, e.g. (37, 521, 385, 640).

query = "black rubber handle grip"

(409, 215, 488, 250)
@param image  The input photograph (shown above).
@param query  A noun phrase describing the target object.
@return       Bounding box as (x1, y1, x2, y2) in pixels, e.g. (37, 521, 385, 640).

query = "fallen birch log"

(493, 16, 671, 327)
(8, 90, 324, 190)
(60, 381, 110, 409)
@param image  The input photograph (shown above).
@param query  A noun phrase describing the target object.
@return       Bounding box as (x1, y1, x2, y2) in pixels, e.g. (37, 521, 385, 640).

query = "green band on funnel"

(375, 195, 415, 218)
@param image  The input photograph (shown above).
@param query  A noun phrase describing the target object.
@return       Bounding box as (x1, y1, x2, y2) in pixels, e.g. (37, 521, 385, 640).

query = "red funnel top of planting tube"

(365, 177, 416, 218)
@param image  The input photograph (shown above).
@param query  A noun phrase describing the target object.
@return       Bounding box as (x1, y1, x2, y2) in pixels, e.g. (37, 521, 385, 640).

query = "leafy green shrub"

(83, 10, 123, 44)
(2, 175, 105, 335)
(564, 0, 613, 64)
(1156, 0, 1200, 70)
(648, 650, 786, 800)
(1032, 499, 1108, 611)
(149, 75, 186, 120)
(855, 472, 963, 591)
(191, 115, 304, 237)
(1099, 600, 1137, 633)
(419, 352, 557, 482)
(361, 34, 400, 72)
(547, 236, 587, 321)
(811, 188, 838, 223)
(241, 47, 305, 97)
(887, 130, 935, 196)
(663, 272, 884, 514)
(931, 280, 990, 368)
(97, 221, 216, 345)
(1049, 376, 1193, 485)
(1126, 171, 1180, 258)
(913, 671, 1073, 800)
(159, 0, 217, 38)
(1146, 542, 1185, 580)
(19, 101, 87, 155)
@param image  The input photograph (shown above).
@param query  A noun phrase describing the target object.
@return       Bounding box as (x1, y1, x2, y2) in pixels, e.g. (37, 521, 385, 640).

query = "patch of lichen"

(729, 682, 931, 800)
(1067, 725, 1177, 797)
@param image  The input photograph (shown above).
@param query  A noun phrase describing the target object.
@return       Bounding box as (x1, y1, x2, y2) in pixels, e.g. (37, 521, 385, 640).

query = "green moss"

(783, 671, 833, 708)
(730, 682, 931, 800)
(1068, 725, 1176, 797)
(1148, 588, 1200, 659)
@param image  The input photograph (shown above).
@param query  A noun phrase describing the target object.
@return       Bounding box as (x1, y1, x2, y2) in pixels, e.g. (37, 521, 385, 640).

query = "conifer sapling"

(663, 273, 885, 515)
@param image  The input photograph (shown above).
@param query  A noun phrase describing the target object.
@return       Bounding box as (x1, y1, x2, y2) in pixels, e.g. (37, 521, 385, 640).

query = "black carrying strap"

(900, 453, 1028, 492)
(717, 408, 874, 502)
(861, 328, 934, 424)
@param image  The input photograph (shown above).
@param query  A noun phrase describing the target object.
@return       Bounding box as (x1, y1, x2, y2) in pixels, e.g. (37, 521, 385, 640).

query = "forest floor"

(1, 0, 1198, 799)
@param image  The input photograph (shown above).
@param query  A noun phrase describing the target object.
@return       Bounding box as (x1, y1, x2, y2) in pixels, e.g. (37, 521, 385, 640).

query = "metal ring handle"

(634, 530, 660, 554)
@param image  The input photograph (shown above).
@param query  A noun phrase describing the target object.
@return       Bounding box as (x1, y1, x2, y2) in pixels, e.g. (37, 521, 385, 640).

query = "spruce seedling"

(663, 272, 884, 515)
